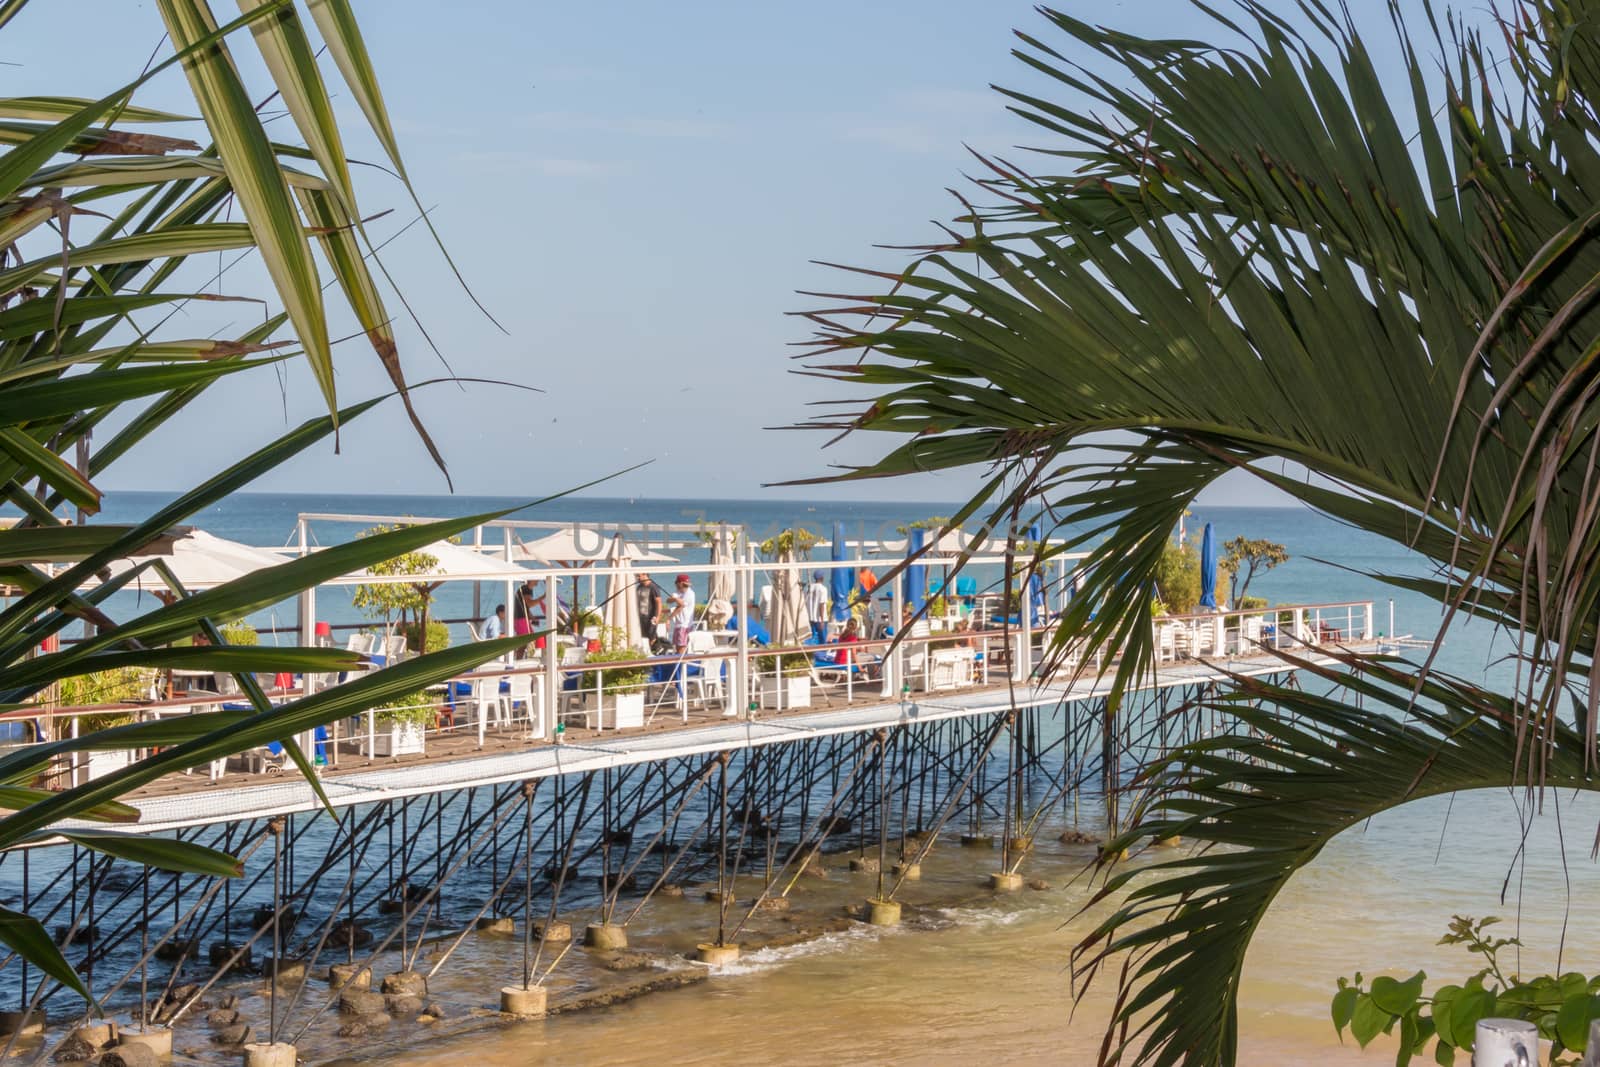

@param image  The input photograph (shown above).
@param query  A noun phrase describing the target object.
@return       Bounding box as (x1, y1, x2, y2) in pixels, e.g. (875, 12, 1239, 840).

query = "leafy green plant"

(1153, 540, 1201, 615)
(1238, 596, 1269, 611)
(351, 526, 444, 636)
(894, 516, 950, 535)
(218, 620, 258, 647)
(578, 629, 648, 694)
(0, 0, 533, 1005)
(758, 527, 822, 558)
(56, 668, 155, 708)
(754, 652, 809, 678)
(794, 0, 1600, 1061)
(373, 691, 437, 729)
(1331, 917, 1600, 1065)
(399, 620, 451, 655)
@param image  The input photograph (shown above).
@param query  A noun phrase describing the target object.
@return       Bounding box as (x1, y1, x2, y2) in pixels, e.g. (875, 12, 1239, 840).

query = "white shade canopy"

(350, 539, 528, 582)
(511, 529, 676, 566)
(101, 529, 289, 591)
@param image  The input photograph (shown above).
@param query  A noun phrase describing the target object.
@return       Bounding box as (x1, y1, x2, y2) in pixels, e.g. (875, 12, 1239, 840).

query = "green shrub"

(1239, 595, 1269, 610)
(219, 620, 258, 646)
(1154, 541, 1202, 614)
(581, 648, 648, 693)
(400, 620, 451, 654)
(56, 668, 153, 731)
(374, 690, 436, 728)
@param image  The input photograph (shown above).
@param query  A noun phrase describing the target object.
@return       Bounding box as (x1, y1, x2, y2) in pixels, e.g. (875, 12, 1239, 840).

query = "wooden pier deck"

(107, 641, 1383, 835)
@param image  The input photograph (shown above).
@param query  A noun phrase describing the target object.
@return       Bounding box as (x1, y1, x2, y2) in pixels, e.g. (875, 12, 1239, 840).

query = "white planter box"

(759, 675, 811, 710)
(372, 721, 425, 757)
(80, 748, 132, 786)
(600, 691, 645, 730)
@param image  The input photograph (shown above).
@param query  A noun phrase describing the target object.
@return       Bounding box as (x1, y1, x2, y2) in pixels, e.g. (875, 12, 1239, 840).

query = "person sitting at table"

(726, 603, 770, 645)
(482, 604, 506, 641)
(835, 617, 879, 679)
(835, 617, 861, 665)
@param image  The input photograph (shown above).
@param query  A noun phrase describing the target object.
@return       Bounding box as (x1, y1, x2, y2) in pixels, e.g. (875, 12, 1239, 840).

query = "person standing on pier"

(806, 571, 830, 643)
(636, 576, 661, 644)
(665, 574, 696, 652)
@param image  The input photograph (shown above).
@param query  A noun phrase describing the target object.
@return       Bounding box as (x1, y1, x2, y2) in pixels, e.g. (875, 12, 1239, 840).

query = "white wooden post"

(887, 579, 902, 699)
(1473, 1018, 1536, 1066)
(542, 571, 558, 741)
(736, 550, 751, 718)
(1020, 570, 1034, 683)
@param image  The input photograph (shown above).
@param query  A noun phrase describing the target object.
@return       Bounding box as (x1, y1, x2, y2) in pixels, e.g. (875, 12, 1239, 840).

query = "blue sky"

(6, 2, 1424, 506)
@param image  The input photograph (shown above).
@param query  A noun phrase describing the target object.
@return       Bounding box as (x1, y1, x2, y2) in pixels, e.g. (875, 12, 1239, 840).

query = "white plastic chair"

(503, 672, 538, 731)
(469, 673, 504, 745)
(382, 634, 408, 663)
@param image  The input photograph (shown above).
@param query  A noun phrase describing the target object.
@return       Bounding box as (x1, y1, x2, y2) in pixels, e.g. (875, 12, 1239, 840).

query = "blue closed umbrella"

(1027, 523, 1046, 624)
(1198, 522, 1218, 609)
(905, 527, 927, 613)
(830, 521, 852, 623)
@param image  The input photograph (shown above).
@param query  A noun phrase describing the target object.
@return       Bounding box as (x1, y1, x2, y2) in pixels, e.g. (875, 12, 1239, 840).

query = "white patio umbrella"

(512, 530, 676, 634)
(600, 535, 645, 652)
(101, 529, 289, 591)
(349, 539, 527, 582)
(512, 529, 676, 566)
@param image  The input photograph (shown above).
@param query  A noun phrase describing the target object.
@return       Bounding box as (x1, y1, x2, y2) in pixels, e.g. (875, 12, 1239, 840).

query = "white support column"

(887, 580, 902, 699)
(1020, 576, 1034, 684)
(542, 571, 559, 742)
(736, 552, 751, 718)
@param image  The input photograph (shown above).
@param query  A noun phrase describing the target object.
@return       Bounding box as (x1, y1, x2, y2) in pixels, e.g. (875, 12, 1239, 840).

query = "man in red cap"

(664, 573, 696, 652)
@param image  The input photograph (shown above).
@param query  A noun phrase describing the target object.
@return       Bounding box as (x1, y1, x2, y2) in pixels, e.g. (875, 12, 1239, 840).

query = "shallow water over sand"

(361, 790, 1599, 1066)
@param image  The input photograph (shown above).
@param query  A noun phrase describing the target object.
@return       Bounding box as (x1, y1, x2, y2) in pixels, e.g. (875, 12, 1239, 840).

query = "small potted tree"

(580, 628, 648, 729)
(371, 690, 433, 757)
(351, 527, 445, 660)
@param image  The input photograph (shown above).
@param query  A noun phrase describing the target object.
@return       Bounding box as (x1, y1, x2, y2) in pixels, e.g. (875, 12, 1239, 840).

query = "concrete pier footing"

(696, 942, 740, 966)
(241, 1043, 296, 1067)
(1005, 836, 1034, 853)
(71, 1022, 116, 1049)
(848, 856, 880, 873)
(380, 970, 427, 997)
(959, 834, 994, 848)
(118, 1027, 173, 1055)
(475, 916, 515, 934)
(866, 898, 901, 925)
(989, 871, 1024, 892)
(532, 920, 572, 942)
(891, 861, 921, 880)
(0, 1010, 43, 1037)
(583, 923, 627, 950)
(499, 985, 547, 1017)
(327, 963, 371, 990)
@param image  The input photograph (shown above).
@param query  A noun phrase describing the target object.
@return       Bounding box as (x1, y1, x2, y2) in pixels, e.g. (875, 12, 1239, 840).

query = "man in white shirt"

(482, 604, 505, 641)
(665, 574, 696, 652)
(806, 571, 830, 643)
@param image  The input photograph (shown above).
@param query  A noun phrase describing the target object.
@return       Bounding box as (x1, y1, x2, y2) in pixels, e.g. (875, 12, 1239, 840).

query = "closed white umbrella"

(705, 526, 736, 628)
(601, 535, 645, 652)
(768, 544, 809, 648)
